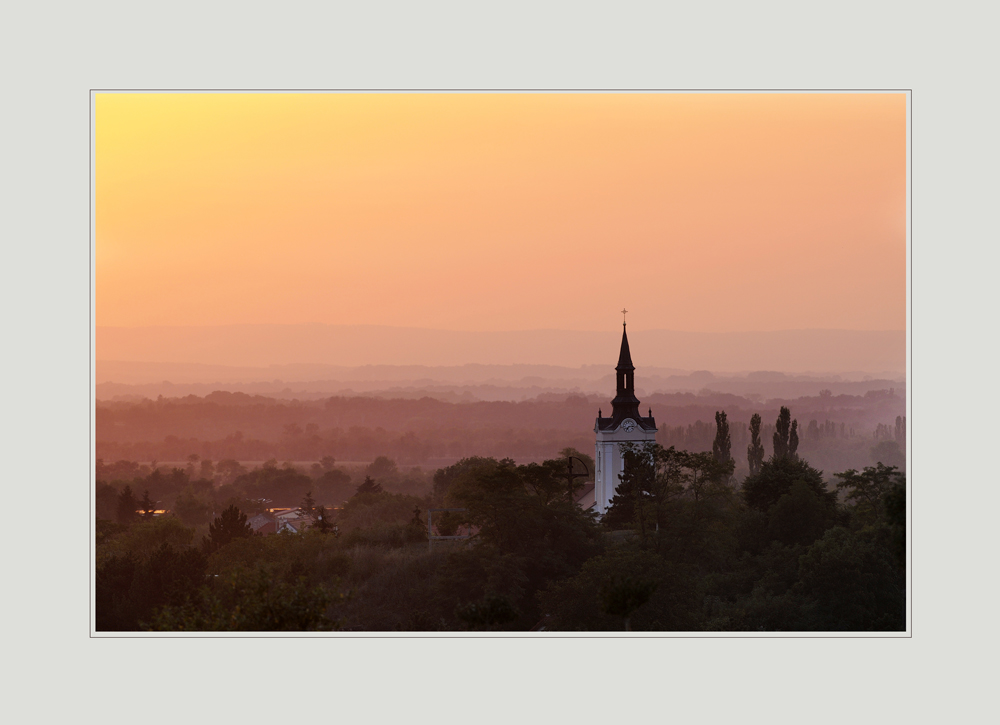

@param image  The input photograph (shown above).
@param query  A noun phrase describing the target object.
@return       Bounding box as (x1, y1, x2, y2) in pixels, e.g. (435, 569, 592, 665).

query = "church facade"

(593, 323, 657, 514)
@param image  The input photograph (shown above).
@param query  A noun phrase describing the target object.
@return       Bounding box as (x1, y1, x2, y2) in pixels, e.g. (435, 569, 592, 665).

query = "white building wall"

(594, 423, 657, 514)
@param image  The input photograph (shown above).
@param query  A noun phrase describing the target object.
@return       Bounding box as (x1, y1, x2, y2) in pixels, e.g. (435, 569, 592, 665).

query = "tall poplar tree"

(773, 407, 791, 459)
(747, 414, 765, 476)
(712, 410, 732, 469)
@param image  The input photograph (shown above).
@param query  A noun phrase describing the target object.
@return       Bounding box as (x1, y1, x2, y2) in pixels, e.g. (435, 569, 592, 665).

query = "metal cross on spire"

(621, 308, 628, 325)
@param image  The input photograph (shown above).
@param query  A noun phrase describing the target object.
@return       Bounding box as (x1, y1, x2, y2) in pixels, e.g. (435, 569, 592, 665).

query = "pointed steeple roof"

(616, 323, 634, 371)
(596, 320, 656, 433)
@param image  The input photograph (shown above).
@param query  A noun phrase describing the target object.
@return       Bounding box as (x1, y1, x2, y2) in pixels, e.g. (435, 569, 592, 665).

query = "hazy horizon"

(96, 324, 905, 375)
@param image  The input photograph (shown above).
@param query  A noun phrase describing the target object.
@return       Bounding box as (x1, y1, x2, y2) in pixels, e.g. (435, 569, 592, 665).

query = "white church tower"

(594, 320, 658, 514)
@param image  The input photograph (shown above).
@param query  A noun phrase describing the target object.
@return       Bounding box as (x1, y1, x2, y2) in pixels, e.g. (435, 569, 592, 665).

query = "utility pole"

(559, 456, 590, 504)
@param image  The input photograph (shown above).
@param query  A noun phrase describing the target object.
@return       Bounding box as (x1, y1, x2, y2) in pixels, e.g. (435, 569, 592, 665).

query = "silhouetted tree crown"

(747, 413, 765, 476)
(355, 475, 383, 496)
(772, 406, 799, 460)
(139, 490, 156, 521)
(712, 410, 732, 467)
(116, 485, 138, 526)
(300, 490, 317, 516)
(202, 504, 253, 554)
(742, 455, 833, 513)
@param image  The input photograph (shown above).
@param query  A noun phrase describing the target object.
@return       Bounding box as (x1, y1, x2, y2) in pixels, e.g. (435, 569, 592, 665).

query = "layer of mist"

(97, 325, 905, 373)
(97, 361, 904, 403)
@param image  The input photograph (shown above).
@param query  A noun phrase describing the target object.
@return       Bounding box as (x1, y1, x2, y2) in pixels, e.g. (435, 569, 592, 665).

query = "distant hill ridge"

(97, 324, 905, 374)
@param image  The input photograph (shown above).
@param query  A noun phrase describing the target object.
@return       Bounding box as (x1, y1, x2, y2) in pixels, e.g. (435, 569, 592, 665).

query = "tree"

(742, 455, 834, 514)
(600, 575, 658, 632)
(314, 468, 353, 506)
(139, 490, 157, 521)
(795, 526, 905, 631)
(789, 419, 799, 459)
(173, 489, 212, 527)
(96, 543, 207, 631)
(834, 463, 904, 527)
(884, 482, 906, 570)
(354, 475, 383, 497)
(300, 490, 317, 517)
(558, 447, 595, 481)
(455, 594, 519, 631)
(712, 411, 732, 470)
(202, 504, 254, 554)
(772, 406, 798, 458)
(150, 565, 339, 631)
(312, 504, 335, 534)
(747, 414, 765, 476)
(96, 483, 119, 521)
(116, 485, 138, 525)
(766, 480, 829, 546)
(365, 456, 398, 480)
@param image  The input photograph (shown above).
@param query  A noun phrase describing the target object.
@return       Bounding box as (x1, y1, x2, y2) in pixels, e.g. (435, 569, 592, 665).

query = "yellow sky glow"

(96, 92, 906, 333)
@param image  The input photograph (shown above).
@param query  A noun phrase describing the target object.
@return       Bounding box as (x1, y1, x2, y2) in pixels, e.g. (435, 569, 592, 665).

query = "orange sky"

(96, 92, 906, 333)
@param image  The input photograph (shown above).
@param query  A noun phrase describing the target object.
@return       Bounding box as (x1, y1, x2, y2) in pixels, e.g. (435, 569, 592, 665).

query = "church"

(592, 321, 657, 514)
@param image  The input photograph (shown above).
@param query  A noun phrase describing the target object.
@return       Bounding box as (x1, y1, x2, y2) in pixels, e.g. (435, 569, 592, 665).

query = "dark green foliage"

(539, 546, 700, 631)
(772, 406, 797, 460)
(230, 466, 313, 507)
(365, 456, 398, 480)
(96, 483, 119, 521)
(455, 594, 519, 630)
(433, 510, 463, 536)
(312, 504, 336, 534)
(600, 575, 658, 630)
(151, 565, 339, 631)
(603, 443, 735, 561)
(139, 490, 156, 520)
(835, 463, 904, 527)
(444, 456, 603, 627)
(98, 516, 196, 563)
(884, 483, 906, 570)
(340, 522, 426, 548)
(558, 447, 595, 481)
(96, 543, 207, 631)
(300, 490, 317, 517)
(95, 518, 128, 547)
(93, 442, 905, 632)
(747, 413, 765, 476)
(432, 456, 496, 504)
(712, 410, 732, 468)
(796, 526, 905, 631)
(172, 488, 212, 526)
(339, 489, 426, 536)
(742, 455, 833, 513)
(766, 480, 829, 546)
(447, 458, 601, 562)
(116, 485, 138, 525)
(355, 475, 383, 496)
(314, 467, 352, 506)
(202, 504, 254, 554)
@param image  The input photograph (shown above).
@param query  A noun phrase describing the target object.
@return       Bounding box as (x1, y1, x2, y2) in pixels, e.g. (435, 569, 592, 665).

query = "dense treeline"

(95, 405, 905, 632)
(96, 455, 433, 525)
(96, 389, 905, 470)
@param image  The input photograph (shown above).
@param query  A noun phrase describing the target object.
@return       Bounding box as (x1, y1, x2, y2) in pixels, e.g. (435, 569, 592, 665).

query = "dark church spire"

(608, 322, 641, 424)
(616, 322, 634, 372)
(596, 318, 656, 432)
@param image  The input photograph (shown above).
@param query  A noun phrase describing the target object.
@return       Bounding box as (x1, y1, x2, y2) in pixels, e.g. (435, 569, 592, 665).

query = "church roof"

(616, 324, 634, 371)
(596, 322, 656, 432)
